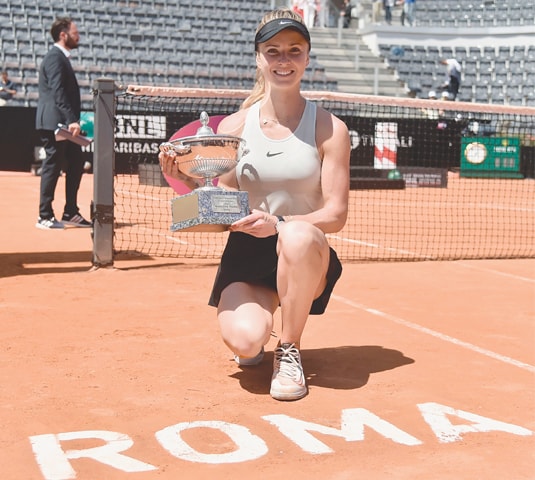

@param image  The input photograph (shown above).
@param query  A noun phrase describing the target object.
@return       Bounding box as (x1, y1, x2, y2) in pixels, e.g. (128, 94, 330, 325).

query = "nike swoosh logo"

(267, 151, 283, 157)
(279, 21, 293, 25)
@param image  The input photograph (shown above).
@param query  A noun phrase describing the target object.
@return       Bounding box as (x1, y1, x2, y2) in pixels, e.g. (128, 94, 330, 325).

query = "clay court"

(1, 171, 534, 479)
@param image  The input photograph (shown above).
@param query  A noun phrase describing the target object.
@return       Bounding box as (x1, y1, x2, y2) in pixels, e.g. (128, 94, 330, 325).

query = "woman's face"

(256, 29, 310, 88)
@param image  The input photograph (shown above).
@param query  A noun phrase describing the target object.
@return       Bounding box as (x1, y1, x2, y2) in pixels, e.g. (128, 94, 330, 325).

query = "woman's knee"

(217, 284, 275, 356)
(218, 313, 271, 356)
(277, 221, 328, 260)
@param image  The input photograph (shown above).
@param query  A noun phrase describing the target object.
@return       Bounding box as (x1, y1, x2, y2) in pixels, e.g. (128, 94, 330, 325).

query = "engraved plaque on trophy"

(159, 112, 249, 232)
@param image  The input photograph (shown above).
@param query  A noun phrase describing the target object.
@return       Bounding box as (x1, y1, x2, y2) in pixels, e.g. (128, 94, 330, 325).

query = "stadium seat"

(490, 85, 505, 104)
(454, 46, 468, 62)
(524, 61, 535, 75)
(440, 46, 454, 59)
(512, 46, 526, 60)
(494, 72, 508, 87)
(507, 88, 524, 106)
(496, 46, 510, 60)
(478, 72, 492, 87)
(474, 85, 489, 103)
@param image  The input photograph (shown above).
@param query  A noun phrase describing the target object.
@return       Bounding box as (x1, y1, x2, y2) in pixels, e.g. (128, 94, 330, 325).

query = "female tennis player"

(160, 8, 350, 401)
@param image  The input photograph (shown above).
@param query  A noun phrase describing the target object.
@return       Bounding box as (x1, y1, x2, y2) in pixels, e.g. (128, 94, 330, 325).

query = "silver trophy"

(159, 112, 249, 232)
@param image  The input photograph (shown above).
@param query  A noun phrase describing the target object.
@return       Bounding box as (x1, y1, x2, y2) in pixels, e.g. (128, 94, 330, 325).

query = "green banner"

(461, 137, 522, 178)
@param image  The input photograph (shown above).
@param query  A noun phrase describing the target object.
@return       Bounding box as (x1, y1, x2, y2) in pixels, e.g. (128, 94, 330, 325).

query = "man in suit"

(35, 16, 91, 229)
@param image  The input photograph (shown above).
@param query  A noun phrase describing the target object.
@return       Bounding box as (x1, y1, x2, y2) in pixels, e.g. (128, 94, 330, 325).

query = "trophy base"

(170, 188, 249, 232)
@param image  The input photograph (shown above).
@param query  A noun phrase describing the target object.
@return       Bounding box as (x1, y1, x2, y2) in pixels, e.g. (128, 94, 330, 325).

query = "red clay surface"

(1, 171, 534, 479)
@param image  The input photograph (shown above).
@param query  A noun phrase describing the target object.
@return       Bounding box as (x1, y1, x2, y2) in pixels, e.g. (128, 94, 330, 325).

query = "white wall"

(360, 25, 535, 56)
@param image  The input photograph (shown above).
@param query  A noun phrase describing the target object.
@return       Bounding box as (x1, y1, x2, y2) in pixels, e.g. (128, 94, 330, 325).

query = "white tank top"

(236, 100, 322, 216)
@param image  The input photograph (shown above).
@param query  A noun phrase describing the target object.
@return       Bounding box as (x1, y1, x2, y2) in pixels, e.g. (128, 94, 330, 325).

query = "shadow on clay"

(229, 344, 415, 396)
(0, 251, 218, 278)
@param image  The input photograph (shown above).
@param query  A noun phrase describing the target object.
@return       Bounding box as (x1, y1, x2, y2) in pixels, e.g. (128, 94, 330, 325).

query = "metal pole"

(374, 66, 379, 95)
(91, 78, 115, 268)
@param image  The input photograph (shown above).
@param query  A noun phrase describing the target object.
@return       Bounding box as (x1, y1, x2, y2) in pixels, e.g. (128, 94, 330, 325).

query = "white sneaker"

(234, 347, 264, 366)
(270, 343, 307, 401)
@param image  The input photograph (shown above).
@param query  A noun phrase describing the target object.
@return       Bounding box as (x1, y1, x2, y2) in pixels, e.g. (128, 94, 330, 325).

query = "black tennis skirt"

(208, 231, 342, 315)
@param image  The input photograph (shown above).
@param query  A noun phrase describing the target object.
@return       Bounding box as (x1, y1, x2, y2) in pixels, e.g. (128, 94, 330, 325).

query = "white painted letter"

(263, 409, 422, 454)
(418, 402, 533, 443)
(155, 421, 268, 464)
(29, 430, 157, 480)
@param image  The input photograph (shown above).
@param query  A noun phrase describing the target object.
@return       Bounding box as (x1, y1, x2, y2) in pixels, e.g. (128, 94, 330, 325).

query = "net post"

(91, 78, 115, 268)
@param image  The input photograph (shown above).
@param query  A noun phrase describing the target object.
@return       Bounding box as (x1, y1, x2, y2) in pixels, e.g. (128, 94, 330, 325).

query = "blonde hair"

(242, 8, 308, 109)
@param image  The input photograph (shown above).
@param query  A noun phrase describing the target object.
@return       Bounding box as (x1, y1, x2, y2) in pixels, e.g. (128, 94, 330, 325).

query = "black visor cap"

(254, 18, 311, 51)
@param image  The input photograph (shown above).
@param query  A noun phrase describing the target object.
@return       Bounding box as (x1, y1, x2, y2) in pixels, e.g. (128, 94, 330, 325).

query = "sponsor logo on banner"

(115, 115, 167, 138)
(83, 115, 167, 157)
(108, 115, 168, 158)
(374, 122, 398, 169)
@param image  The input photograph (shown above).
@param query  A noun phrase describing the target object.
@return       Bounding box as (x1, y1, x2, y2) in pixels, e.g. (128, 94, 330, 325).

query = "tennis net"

(103, 85, 535, 263)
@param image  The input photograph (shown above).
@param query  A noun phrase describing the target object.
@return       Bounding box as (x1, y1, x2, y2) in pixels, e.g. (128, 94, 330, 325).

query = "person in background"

(292, 0, 305, 18)
(372, 0, 383, 24)
(317, 0, 328, 28)
(421, 90, 443, 119)
(0, 70, 17, 106)
(401, 0, 415, 26)
(440, 58, 462, 100)
(342, 0, 353, 28)
(35, 17, 91, 229)
(303, 0, 318, 28)
(384, 0, 395, 24)
(159, 8, 350, 401)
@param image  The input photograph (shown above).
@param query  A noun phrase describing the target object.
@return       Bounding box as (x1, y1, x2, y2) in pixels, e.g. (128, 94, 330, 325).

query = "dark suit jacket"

(35, 45, 81, 131)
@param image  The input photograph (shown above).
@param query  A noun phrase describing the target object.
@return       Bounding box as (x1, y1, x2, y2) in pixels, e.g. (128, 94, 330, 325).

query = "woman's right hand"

(158, 147, 205, 190)
(158, 146, 202, 190)
(159, 147, 185, 181)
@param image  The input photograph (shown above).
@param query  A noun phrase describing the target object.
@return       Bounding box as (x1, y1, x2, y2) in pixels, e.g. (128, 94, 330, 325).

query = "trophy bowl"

(160, 135, 246, 188)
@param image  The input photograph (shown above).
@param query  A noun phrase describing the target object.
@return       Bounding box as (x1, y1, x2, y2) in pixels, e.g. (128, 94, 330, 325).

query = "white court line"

(332, 294, 535, 373)
(455, 261, 535, 283)
(134, 225, 189, 245)
(115, 187, 225, 254)
(327, 234, 433, 260)
(364, 200, 535, 213)
(116, 188, 170, 203)
(126, 224, 224, 256)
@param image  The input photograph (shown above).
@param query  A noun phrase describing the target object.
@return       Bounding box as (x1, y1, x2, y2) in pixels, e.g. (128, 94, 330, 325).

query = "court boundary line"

(455, 261, 535, 283)
(327, 234, 433, 260)
(332, 294, 535, 373)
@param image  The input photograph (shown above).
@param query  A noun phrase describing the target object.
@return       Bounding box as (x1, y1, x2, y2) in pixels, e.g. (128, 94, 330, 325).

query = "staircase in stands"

(309, 27, 407, 97)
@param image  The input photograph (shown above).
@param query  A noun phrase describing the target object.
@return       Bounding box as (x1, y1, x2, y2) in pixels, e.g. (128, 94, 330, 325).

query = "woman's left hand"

(229, 209, 276, 237)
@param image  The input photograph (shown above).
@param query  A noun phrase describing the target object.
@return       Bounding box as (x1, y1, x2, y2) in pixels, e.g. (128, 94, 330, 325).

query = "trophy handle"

(160, 142, 191, 155)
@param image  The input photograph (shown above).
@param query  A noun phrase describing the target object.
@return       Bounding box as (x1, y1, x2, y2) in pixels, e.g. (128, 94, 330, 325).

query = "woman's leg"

(276, 221, 330, 348)
(218, 222, 331, 400)
(271, 221, 330, 400)
(217, 282, 278, 359)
